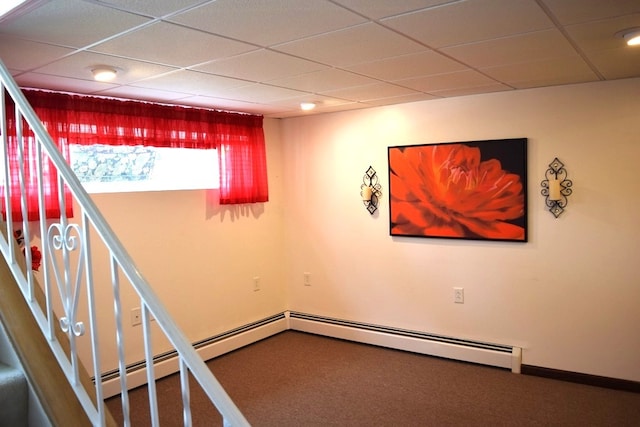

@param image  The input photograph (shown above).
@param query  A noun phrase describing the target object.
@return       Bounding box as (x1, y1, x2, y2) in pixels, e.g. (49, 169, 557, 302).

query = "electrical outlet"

(304, 272, 311, 286)
(453, 287, 464, 304)
(131, 307, 142, 326)
(253, 276, 260, 292)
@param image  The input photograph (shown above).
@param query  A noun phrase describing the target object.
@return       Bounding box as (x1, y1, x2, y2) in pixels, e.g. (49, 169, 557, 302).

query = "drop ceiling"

(0, 0, 639, 118)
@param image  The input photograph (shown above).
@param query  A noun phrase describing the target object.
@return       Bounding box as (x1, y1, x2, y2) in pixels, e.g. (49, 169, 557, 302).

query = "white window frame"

(69, 144, 219, 194)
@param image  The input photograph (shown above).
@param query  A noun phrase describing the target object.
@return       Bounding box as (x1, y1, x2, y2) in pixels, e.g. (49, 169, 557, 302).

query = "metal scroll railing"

(0, 58, 249, 426)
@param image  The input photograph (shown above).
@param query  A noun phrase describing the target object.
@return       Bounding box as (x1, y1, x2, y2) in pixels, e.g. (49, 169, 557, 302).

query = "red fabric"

(2, 102, 74, 222)
(217, 115, 269, 204)
(24, 89, 229, 148)
(2, 90, 269, 216)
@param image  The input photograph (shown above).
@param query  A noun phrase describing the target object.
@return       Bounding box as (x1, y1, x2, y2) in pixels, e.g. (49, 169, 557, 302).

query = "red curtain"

(2, 99, 73, 222)
(24, 89, 226, 149)
(217, 115, 268, 204)
(2, 89, 268, 221)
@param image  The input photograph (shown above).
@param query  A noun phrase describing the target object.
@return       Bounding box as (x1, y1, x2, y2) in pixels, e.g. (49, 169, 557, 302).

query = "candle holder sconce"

(360, 166, 382, 215)
(540, 157, 572, 218)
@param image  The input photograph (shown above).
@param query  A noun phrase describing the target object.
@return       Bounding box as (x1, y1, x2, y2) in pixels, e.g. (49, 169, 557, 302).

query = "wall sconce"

(360, 166, 382, 215)
(540, 157, 573, 218)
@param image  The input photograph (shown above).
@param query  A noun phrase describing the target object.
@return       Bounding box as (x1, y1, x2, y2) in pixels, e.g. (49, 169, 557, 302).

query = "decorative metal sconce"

(361, 166, 382, 215)
(540, 158, 573, 218)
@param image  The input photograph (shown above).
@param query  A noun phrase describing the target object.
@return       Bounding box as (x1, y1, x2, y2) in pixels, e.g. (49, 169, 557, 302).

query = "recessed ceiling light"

(624, 30, 640, 46)
(616, 28, 640, 46)
(92, 67, 117, 82)
(300, 102, 316, 111)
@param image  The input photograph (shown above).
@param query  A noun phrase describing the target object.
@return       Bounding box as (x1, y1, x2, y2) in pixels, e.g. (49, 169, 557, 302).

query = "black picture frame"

(388, 138, 527, 242)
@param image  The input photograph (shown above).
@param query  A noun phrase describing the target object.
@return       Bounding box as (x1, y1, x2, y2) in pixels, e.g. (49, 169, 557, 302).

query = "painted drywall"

(65, 118, 286, 373)
(281, 77, 640, 382)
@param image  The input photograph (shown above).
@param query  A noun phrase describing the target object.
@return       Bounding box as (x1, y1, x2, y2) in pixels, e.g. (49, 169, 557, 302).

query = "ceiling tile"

(168, 0, 367, 47)
(177, 95, 289, 115)
(271, 94, 354, 110)
(442, 29, 579, 68)
(0, 0, 637, 118)
(274, 22, 425, 67)
(541, 0, 640, 25)
(0, 0, 151, 47)
(429, 84, 512, 98)
(130, 70, 250, 95)
(31, 51, 178, 84)
(565, 14, 640, 52)
(304, 101, 368, 115)
(192, 49, 328, 83)
(215, 83, 312, 103)
(90, 22, 258, 67)
(331, 0, 456, 20)
(15, 72, 117, 93)
(93, 0, 206, 18)
(396, 70, 499, 93)
(270, 101, 367, 118)
(97, 85, 193, 104)
(322, 82, 419, 102)
(382, 0, 553, 48)
(361, 92, 440, 106)
(267, 68, 378, 93)
(0, 36, 74, 71)
(481, 57, 599, 88)
(585, 48, 640, 79)
(345, 50, 466, 80)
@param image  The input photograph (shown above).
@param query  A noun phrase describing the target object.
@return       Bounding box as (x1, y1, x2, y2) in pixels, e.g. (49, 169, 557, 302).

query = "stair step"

(0, 362, 28, 427)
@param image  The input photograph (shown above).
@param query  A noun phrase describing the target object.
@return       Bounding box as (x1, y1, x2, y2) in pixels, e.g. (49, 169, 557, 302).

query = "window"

(69, 144, 219, 193)
(2, 89, 268, 222)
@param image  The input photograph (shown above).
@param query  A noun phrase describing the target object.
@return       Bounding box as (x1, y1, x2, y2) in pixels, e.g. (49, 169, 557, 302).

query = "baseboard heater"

(287, 312, 521, 374)
(100, 311, 521, 398)
(100, 313, 288, 398)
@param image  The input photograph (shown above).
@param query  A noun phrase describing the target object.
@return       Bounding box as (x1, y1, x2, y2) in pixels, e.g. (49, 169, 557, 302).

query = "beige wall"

(69, 78, 639, 383)
(79, 118, 286, 370)
(281, 77, 640, 382)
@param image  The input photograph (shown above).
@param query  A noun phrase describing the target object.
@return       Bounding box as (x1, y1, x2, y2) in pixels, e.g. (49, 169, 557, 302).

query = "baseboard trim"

(101, 313, 287, 398)
(99, 311, 638, 398)
(521, 365, 640, 393)
(287, 311, 521, 373)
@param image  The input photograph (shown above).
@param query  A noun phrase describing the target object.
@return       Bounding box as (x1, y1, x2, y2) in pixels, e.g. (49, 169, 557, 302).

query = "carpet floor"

(106, 331, 640, 426)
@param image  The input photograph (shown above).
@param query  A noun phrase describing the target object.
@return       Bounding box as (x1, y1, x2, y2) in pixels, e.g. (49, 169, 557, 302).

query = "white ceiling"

(1, 0, 639, 118)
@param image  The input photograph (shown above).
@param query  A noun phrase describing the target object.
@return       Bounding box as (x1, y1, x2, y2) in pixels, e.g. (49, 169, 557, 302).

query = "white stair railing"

(0, 58, 249, 426)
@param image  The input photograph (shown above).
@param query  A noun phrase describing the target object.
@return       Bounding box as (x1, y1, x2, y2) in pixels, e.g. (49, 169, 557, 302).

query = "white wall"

(72, 118, 286, 373)
(281, 78, 640, 382)
(58, 79, 639, 383)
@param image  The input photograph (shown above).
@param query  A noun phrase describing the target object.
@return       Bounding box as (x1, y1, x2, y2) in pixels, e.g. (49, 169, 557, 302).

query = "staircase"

(0, 302, 28, 427)
(0, 58, 249, 425)
(0, 318, 50, 427)
(0, 362, 28, 426)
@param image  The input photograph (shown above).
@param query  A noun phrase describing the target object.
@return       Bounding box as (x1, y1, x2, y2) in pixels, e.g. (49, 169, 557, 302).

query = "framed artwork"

(388, 138, 527, 242)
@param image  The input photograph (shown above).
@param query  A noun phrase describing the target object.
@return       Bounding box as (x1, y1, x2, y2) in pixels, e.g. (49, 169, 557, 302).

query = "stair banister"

(0, 58, 249, 426)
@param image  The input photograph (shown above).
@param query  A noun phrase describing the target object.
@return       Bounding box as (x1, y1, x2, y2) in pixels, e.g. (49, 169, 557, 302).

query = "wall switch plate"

(454, 287, 464, 304)
(304, 272, 311, 286)
(253, 276, 260, 292)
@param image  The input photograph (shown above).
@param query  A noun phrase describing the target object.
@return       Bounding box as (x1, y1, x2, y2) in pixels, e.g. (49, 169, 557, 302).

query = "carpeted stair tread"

(0, 362, 28, 427)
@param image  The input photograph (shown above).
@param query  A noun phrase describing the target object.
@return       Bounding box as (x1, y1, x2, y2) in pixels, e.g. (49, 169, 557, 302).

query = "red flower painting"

(388, 140, 527, 241)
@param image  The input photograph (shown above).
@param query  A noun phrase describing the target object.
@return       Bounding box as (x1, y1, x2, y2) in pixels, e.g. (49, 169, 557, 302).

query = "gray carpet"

(0, 362, 28, 427)
(106, 331, 640, 426)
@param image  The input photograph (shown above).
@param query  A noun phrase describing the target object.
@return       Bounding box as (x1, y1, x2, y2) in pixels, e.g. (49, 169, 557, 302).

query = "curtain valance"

(23, 89, 263, 149)
(2, 89, 268, 221)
